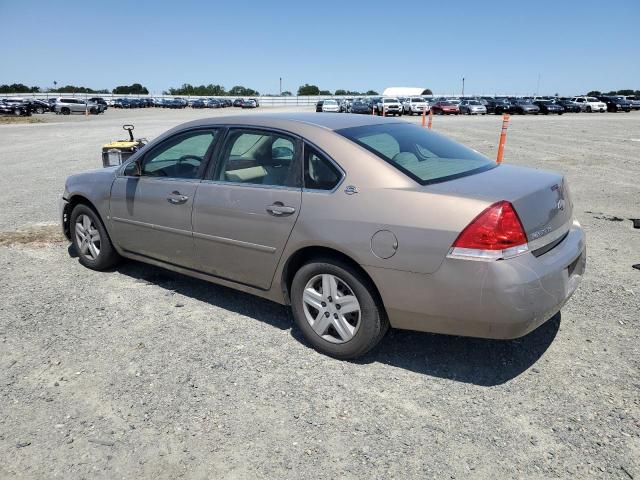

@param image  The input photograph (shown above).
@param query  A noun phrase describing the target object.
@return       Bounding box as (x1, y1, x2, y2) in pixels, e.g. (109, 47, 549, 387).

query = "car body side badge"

(344, 185, 358, 195)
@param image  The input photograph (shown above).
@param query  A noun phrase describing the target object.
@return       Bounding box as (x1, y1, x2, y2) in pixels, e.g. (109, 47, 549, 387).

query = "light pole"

(462, 77, 465, 98)
(279, 77, 282, 96)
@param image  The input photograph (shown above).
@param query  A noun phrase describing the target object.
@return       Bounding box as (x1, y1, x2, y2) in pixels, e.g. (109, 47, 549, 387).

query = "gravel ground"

(1, 108, 638, 479)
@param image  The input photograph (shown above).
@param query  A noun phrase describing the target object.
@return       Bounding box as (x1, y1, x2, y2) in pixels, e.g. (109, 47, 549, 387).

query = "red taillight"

(453, 201, 527, 251)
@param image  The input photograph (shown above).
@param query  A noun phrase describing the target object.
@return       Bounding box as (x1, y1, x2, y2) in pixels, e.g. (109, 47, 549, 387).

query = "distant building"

(382, 87, 432, 97)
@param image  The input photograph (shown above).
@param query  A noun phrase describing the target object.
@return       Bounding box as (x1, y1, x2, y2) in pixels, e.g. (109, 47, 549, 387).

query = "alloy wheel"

(75, 214, 101, 260)
(302, 274, 361, 344)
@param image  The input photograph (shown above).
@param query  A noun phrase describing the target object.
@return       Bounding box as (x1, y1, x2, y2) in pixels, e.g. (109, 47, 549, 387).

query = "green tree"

(318, 90, 331, 95)
(334, 89, 347, 96)
(281, 91, 292, 96)
(0, 83, 40, 93)
(297, 84, 320, 95)
(112, 83, 149, 95)
(586, 90, 602, 96)
(365, 90, 379, 96)
(421, 88, 433, 95)
(228, 85, 259, 96)
(49, 85, 107, 93)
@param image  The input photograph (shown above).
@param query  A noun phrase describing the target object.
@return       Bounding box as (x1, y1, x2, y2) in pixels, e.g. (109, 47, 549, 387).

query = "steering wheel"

(178, 154, 202, 165)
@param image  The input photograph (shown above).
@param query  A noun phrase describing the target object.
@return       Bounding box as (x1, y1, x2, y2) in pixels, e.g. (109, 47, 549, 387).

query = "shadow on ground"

(107, 258, 559, 387)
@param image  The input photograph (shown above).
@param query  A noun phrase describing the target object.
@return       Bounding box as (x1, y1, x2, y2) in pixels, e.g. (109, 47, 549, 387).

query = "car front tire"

(70, 204, 121, 271)
(290, 258, 388, 359)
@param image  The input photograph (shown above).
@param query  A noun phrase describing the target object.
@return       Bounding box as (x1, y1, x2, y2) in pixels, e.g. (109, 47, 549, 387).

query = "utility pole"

(279, 77, 282, 96)
(462, 77, 465, 98)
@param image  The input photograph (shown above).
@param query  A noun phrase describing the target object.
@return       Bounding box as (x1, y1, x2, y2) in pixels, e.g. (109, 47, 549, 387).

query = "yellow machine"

(102, 124, 147, 167)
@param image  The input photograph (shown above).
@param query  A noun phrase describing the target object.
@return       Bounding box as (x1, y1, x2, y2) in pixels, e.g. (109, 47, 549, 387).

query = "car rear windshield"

(411, 97, 423, 102)
(337, 123, 495, 185)
(383, 98, 397, 103)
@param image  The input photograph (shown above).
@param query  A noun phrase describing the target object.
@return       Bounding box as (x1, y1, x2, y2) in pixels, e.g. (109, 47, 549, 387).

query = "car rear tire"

(70, 204, 121, 271)
(13, 108, 21, 116)
(586, 106, 592, 113)
(290, 258, 388, 359)
(61, 108, 70, 115)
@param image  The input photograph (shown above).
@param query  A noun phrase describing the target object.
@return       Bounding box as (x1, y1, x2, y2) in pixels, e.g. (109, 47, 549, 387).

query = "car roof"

(174, 112, 401, 133)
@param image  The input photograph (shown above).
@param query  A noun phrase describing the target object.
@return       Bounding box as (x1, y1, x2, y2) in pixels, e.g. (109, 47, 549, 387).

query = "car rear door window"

(214, 129, 300, 187)
(304, 145, 342, 190)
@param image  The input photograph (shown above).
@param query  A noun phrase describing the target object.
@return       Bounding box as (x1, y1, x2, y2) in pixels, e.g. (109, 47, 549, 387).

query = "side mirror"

(134, 159, 142, 176)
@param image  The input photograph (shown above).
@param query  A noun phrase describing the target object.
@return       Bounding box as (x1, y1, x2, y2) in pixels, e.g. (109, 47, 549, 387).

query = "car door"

(109, 128, 219, 268)
(192, 128, 302, 290)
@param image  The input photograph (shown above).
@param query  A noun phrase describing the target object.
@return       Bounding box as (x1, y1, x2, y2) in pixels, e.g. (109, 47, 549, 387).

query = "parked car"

(511, 100, 540, 115)
(233, 98, 244, 107)
(571, 96, 606, 113)
(54, 97, 104, 115)
(350, 100, 373, 114)
(315, 100, 324, 112)
(60, 113, 585, 359)
(375, 98, 402, 116)
(89, 97, 108, 110)
(0, 99, 32, 116)
(402, 97, 430, 115)
(485, 99, 513, 115)
(242, 99, 258, 109)
(554, 98, 581, 113)
(622, 96, 640, 110)
(459, 99, 487, 115)
(28, 99, 51, 114)
(321, 99, 340, 113)
(597, 96, 632, 112)
(534, 100, 563, 115)
(430, 101, 460, 115)
(191, 99, 206, 109)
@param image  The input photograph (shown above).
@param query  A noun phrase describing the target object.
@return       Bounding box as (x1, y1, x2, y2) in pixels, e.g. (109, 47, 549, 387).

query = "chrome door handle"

(167, 191, 189, 205)
(266, 203, 296, 216)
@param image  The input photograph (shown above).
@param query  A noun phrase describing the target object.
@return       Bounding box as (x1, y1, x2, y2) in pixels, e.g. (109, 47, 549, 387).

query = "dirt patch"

(0, 223, 66, 246)
(0, 116, 46, 125)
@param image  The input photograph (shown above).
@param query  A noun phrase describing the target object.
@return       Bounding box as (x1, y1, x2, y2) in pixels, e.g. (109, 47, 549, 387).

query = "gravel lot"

(1, 108, 638, 479)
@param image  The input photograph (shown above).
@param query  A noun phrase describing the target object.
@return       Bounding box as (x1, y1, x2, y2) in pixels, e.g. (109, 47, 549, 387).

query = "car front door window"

(132, 130, 217, 179)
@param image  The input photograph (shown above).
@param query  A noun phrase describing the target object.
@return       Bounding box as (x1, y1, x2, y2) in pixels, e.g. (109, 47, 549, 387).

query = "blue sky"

(1, 0, 638, 95)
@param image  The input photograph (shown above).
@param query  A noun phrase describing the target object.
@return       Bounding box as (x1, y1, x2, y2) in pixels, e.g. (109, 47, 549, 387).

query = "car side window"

(304, 145, 342, 191)
(124, 129, 217, 179)
(215, 129, 300, 187)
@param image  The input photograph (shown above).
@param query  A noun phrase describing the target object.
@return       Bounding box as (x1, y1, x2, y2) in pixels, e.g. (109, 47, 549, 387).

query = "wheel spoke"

(303, 288, 323, 310)
(75, 222, 86, 239)
(337, 295, 359, 315)
(322, 274, 338, 299)
(80, 240, 89, 255)
(82, 215, 91, 231)
(87, 241, 100, 259)
(311, 313, 331, 336)
(332, 315, 355, 342)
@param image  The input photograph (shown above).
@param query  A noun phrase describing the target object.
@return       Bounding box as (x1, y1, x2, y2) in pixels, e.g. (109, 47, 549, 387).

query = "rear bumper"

(366, 221, 586, 339)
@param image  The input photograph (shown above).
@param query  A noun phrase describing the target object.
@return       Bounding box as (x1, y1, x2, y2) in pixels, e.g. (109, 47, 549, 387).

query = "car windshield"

(440, 102, 454, 106)
(337, 123, 495, 185)
(325, 100, 337, 105)
(411, 97, 423, 102)
(467, 100, 481, 105)
(586, 97, 599, 102)
(383, 98, 397, 103)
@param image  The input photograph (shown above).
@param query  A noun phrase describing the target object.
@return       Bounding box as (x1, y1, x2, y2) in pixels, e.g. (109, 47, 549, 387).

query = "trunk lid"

(427, 164, 573, 245)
